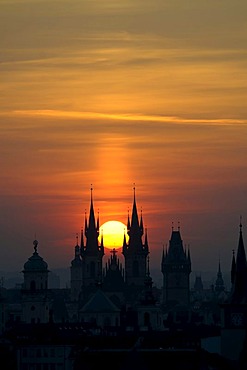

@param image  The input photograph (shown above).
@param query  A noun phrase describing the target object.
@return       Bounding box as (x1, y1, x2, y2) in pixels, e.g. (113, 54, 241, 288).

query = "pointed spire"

(215, 257, 225, 293)
(124, 184, 148, 255)
(130, 183, 139, 229)
(229, 219, 247, 303)
(83, 186, 103, 256)
(235, 217, 246, 272)
(88, 184, 96, 229)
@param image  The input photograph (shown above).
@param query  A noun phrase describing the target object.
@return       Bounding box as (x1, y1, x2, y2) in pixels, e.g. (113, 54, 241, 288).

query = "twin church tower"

(70, 186, 191, 308)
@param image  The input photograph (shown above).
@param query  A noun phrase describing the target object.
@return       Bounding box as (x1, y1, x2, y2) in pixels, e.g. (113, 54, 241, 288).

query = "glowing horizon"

(0, 0, 247, 277)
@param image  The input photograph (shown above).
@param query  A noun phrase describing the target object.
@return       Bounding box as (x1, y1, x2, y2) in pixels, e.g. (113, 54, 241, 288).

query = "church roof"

(80, 288, 121, 314)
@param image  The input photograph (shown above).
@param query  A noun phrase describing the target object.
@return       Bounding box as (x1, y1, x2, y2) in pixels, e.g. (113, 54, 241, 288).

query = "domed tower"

(161, 224, 191, 306)
(122, 186, 149, 288)
(80, 187, 104, 289)
(21, 239, 51, 324)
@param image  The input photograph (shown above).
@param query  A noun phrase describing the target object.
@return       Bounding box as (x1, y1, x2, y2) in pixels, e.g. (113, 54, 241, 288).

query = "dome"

(23, 240, 48, 272)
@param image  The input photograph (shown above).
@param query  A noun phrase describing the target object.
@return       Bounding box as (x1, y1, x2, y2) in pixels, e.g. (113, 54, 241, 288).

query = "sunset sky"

(1, 0, 247, 286)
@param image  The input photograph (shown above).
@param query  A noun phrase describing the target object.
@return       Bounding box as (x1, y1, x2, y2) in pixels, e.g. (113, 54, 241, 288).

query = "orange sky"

(1, 0, 247, 287)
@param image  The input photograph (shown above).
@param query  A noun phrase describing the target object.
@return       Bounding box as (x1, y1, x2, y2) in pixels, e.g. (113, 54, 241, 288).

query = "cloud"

(2, 109, 247, 126)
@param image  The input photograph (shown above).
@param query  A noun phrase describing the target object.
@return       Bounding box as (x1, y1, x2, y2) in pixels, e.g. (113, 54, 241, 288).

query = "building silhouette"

(0, 188, 247, 369)
(220, 219, 247, 365)
(69, 186, 161, 330)
(161, 224, 191, 307)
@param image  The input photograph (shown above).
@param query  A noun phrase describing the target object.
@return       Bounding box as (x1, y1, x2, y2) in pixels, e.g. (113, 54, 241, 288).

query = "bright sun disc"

(99, 220, 128, 249)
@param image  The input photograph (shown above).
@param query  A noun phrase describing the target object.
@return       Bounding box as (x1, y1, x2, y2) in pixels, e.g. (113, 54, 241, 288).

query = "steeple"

(87, 186, 97, 230)
(220, 220, 247, 368)
(229, 218, 247, 303)
(122, 185, 149, 287)
(83, 186, 104, 256)
(125, 185, 148, 254)
(161, 224, 191, 306)
(75, 187, 104, 294)
(130, 185, 140, 231)
(215, 259, 225, 293)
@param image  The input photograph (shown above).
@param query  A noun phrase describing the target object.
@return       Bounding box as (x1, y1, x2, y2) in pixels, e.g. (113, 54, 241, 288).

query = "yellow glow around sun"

(99, 220, 128, 250)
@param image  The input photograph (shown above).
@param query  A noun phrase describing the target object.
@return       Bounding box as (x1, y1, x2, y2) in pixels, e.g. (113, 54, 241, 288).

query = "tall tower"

(161, 224, 191, 306)
(80, 187, 104, 288)
(122, 186, 149, 287)
(21, 240, 51, 323)
(220, 219, 247, 362)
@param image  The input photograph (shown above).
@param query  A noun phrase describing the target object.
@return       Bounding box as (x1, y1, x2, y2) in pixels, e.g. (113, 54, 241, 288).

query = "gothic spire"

(125, 184, 148, 254)
(88, 185, 96, 230)
(130, 184, 139, 230)
(83, 186, 103, 256)
(215, 258, 225, 293)
(229, 218, 247, 303)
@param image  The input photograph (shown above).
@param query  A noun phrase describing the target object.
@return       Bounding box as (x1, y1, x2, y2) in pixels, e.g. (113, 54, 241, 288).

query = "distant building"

(21, 239, 51, 324)
(161, 224, 191, 307)
(220, 220, 247, 365)
(69, 186, 162, 331)
(2, 186, 246, 369)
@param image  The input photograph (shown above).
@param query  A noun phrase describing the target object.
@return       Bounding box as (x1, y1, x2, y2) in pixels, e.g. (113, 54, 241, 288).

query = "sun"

(99, 220, 128, 250)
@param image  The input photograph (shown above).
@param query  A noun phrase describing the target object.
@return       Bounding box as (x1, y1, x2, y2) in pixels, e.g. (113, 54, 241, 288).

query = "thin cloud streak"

(3, 109, 247, 126)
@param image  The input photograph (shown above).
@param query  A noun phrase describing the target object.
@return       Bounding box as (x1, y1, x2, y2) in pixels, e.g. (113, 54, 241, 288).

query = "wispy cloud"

(2, 109, 246, 126)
